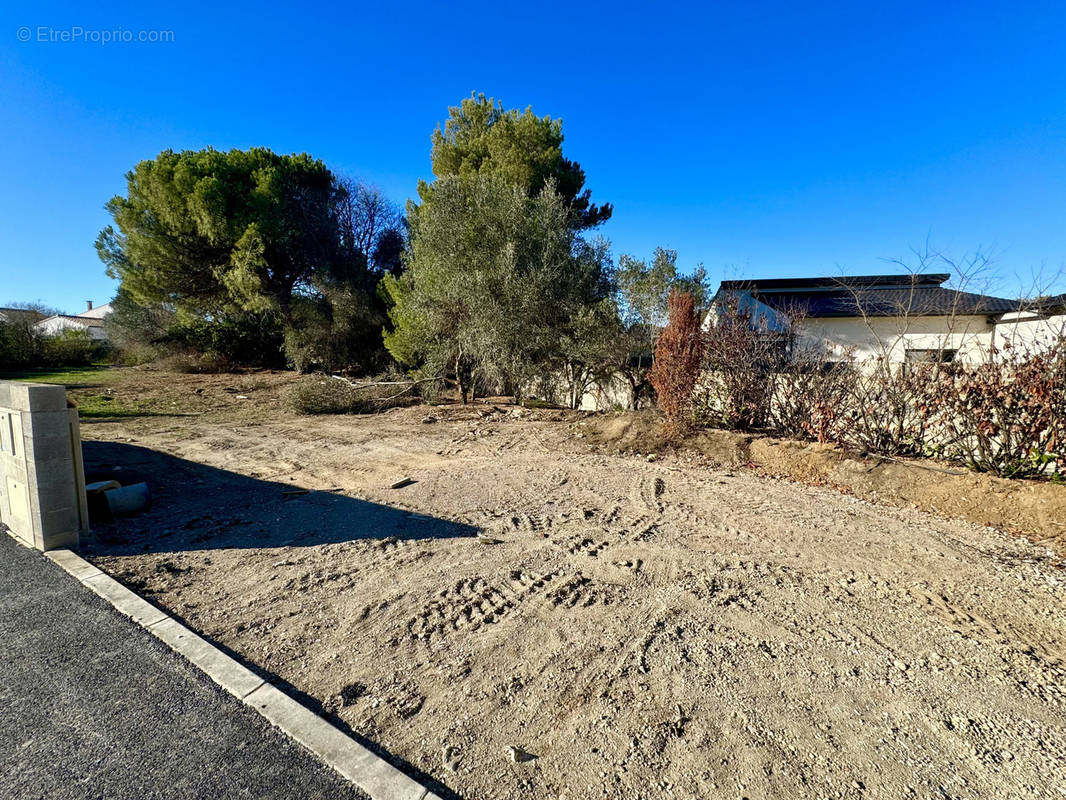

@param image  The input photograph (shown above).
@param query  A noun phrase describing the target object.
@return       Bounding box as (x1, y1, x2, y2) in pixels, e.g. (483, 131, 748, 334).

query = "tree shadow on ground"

(79, 412, 204, 422)
(80, 439, 470, 799)
(80, 440, 478, 556)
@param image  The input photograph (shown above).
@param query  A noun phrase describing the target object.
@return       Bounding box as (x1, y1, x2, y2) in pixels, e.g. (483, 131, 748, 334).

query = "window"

(904, 348, 957, 374)
(904, 348, 957, 364)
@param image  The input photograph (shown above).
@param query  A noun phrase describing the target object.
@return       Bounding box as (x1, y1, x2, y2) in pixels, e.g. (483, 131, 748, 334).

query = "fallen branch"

(329, 374, 441, 389)
(327, 373, 443, 401)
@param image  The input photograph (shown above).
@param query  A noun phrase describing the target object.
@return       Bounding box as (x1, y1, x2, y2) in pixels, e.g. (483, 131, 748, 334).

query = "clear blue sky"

(2, 0, 1065, 312)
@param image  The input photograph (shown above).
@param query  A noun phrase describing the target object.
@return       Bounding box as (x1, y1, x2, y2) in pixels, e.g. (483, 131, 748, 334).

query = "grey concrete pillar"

(0, 381, 88, 550)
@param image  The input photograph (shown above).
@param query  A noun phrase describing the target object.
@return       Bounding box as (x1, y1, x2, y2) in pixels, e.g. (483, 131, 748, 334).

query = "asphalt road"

(0, 533, 369, 800)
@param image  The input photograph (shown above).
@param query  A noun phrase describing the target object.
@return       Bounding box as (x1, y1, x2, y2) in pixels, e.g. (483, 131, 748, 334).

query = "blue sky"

(2, 1, 1065, 312)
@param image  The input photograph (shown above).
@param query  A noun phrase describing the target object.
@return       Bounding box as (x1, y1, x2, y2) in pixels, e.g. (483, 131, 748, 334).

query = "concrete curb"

(44, 548, 442, 800)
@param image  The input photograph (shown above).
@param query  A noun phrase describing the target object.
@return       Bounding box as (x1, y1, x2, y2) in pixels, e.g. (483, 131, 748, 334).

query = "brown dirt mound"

(583, 412, 1066, 554)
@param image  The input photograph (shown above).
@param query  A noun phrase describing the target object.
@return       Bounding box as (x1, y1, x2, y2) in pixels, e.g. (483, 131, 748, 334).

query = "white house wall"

(578, 373, 635, 411)
(78, 303, 113, 320)
(795, 315, 995, 364)
(992, 313, 1066, 356)
(704, 294, 789, 332)
(35, 317, 108, 341)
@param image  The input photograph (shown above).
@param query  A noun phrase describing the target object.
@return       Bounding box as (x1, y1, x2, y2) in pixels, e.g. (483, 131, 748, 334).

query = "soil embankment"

(583, 413, 1066, 556)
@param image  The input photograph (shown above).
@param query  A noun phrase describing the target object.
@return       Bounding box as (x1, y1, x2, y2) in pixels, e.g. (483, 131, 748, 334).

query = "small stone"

(508, 745, 535, 763)
(646, 453, 658, 462)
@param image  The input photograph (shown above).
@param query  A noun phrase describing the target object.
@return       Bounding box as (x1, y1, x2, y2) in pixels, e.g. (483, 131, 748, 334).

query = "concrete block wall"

(0, 382, 88, 550)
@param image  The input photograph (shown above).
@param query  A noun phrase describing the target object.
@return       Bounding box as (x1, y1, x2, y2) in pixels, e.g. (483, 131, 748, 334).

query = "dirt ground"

(75, 369, 1066, 800)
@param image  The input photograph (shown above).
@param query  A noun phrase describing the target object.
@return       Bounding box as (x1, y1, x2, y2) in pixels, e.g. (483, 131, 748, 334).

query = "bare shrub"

(819, 362, 934, 456)
(698, 303, 859, 443)
(648, 291, 703, 436)
(698, 296, 787, 430)
(770, 347, 858, 442)
(697, 297, 933, 454)
(921, 338, 1066, 478)
(697, 249, 1065, 478)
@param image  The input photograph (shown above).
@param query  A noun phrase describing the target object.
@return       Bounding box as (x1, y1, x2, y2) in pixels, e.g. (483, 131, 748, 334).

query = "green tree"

(383, 175, 609, 402)
(284, 286, 388, 375)
(97, 147, 344, 319)
(611, 248, 710, 407)
(616, 247, 709, 330)
(98, 150, 403, 372)
(425, 93, 612, 230)
(556, 299, 626, 409)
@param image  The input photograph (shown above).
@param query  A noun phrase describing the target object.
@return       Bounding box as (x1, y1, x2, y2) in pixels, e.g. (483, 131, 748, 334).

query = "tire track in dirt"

(406, 569, 561, 645)
(85, 401, 1066, 800)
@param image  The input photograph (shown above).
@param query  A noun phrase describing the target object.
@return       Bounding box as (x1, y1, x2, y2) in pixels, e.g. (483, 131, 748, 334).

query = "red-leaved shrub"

(649, 291, 704, 436)
(921, 338, 1066, 478)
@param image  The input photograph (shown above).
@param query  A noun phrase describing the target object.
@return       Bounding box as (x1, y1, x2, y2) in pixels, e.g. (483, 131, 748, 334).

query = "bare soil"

(582, 414, 1066, 554)
(75, 369, 1066, 799)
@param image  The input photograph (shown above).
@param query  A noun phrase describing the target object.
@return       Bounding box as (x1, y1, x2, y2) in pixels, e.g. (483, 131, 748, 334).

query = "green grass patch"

(71, 393, 163, 419)
(0, 365, 118, 389)
(0, 367, 163, 419)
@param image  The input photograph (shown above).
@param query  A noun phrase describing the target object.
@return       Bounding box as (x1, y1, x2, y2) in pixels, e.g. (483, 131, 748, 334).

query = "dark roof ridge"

(719, 273, 950, 292)
(39, 314, 105, 324)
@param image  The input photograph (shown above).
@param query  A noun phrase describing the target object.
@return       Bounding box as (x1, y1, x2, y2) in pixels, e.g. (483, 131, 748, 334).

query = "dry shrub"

(699, 297, 788, 430)
(648, 291, 703, 436)
(645, 275, 1064, 480)
(698, 310, 859, 444)
(156, 352, 234, 374)
(109, 341, 159, 367)
(283, 375, 419, 415)
(921, 338, 1066, 478)
(770, 356, 858, 442)
(823, 362, 935, 457)
(779, 339, 1065, 478)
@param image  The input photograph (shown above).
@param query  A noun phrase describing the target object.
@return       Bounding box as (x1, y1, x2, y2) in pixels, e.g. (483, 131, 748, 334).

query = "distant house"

(707, 274, 1023, 365)
(35, 301, 114, 342)
(0, 306, 50, 323)
(991, 293, 1066, 356)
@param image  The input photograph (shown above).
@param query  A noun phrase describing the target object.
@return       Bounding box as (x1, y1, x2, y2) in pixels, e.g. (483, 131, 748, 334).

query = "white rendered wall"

(794, 315, 995, 364)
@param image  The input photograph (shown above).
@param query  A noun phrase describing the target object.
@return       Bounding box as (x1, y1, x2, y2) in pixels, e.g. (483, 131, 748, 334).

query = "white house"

(707, 274, 1024, 365)
(991, 294, 1066, 356)
(35, 301, 114, 342)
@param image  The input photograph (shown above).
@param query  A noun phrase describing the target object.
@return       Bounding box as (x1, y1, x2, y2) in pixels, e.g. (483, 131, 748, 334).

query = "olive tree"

(383, 176, 609, 402)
